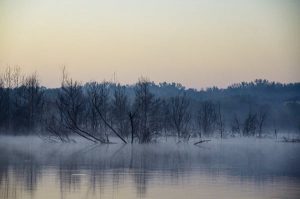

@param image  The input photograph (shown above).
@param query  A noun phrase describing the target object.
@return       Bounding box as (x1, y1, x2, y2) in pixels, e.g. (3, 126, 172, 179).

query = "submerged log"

(194, 139, 211, 145)
(282, 137, 300, 143)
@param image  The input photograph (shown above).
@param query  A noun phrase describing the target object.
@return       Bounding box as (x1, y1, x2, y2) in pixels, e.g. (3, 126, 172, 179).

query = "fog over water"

(0, 136, 299, 199)
(1, 1, 299, 198)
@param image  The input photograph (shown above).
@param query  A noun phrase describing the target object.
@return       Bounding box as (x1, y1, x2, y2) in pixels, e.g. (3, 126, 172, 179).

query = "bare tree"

(169, 92, 191, 139)
(160, 99, 171, 139)
(133, 78, 161, 143)
(86, 83, 100, 135)
(216, 102, 225, 138)
(18, 73, 44, 130)
(44, 115, 72, 143)
(243, 111, 257, 136)
(111, 84, 130, 139)
(257, 106, 268, 138)
(0, 77, 6, 130)
(0, 77, 3, 88)
(196, 101, 217, 137)
(88, 82, 127, 144)
(87, 81, 111, 142)
(231, 114, 241, 136)
(128, 111, 137, 144)
(55, 72, 104, 143)
(1, 66, 22, 130)
(2, 65, 22, 89)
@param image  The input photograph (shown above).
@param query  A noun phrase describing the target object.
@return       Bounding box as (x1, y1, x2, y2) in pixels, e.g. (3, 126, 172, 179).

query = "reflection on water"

(0, 136, 300, 199)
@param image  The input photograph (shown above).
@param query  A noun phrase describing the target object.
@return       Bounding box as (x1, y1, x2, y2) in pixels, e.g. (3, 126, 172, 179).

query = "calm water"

(0, 136, 300, 199)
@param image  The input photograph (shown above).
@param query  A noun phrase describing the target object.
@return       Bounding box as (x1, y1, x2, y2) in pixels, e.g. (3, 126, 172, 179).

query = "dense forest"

(0, 66, 299, 143)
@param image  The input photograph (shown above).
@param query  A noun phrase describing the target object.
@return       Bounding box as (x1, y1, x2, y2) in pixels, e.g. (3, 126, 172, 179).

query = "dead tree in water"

(231, 114, 241, 136)
(197, 101, 217, 137)
(52, 67, 105, 143)
(169, 92, 191, 139)
(216, 102, 225, 138)
(257, 106, 268, 138)
(0, 77, 7, 129)
(87, 81, 110, 142)
(88, 82, 127, 144)
(243, 111, 257, 136)
(16, 73, 44, 131)
(45, 115, 71, 142)
(57, 79, 104, 143)
(128, 111, 136, 144)
(1, 66, 22, 131)
(133, 78, 161, 143)
(111, 84, 130, 139)
(161, 99, 171, 139)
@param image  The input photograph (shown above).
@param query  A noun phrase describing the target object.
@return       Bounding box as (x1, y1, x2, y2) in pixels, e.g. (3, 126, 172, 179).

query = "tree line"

(0, 66, 299, 143)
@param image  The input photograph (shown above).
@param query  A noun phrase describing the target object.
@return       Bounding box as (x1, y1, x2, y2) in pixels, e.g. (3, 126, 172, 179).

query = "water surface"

(0, 136, 299, 199)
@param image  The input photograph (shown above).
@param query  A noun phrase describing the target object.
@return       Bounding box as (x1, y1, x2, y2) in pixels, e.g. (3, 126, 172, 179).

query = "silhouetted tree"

(243, 111, 257, 136)
(216, 102, 225, 138)
(54, 69, 104, 143)
(231, 114, 241, 136)
(160, 99, 171, 138)
(111, 84, 130, 139)
(88, 81, 127, 143)
(197, 101, 217, 137)
(133, 78, 161, 143)
(1, 66, 22, 131)
(169, 92, 191, 139)
(0, 71, 299, 138)
(86, 82, 100, 135)
(87, 81, 111, 142)
(257, 105, 268, 137)
(0, 77, 7, 130)
(14, 73, 44, 131)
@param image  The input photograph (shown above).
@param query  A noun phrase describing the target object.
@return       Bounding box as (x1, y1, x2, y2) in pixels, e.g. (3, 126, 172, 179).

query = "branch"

(93, 101, 127, 144)
(194, 139, 211, 145)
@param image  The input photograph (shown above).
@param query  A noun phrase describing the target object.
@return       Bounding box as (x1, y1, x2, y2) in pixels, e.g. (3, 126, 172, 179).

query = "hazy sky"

(0, 0, 299, 88)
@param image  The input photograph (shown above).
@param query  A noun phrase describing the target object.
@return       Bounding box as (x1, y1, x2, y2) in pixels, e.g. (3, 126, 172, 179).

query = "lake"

(0, 136, 299, 199)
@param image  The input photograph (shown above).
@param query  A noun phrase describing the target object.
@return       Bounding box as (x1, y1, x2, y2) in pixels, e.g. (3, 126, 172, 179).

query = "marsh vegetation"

(0, 66, 299, 143)
(0, 66, 300, 198)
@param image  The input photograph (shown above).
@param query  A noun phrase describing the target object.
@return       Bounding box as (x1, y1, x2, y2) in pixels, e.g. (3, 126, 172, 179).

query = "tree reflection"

(0, 139, 300, 199)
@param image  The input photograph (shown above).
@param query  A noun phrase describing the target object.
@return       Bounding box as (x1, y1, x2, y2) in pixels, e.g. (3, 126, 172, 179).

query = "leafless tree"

(20, 73, 44, 130)
(2, 65, 22, 89)
(169, 92, 191, 139)
(86, 83, 100, 135)
(88, 82, 127, 144)
(111, 84, 130, 139)
(231, 114, 241, 136)
(257, 106, 268, 138)
(128, 111, 137, 144)
(160, 99, 171, 139)
(243, 111, 257, 136)
(196, 101, 217, 137)
(133, 78, 161, 143)
(1, 66, 22, 130)
(216, 102, 225, 138)
(0, 77, 3, 88)
(87, 81, 111, 142)
(55, 70, 104, 143)
(44, 115, 71, 142)
(0, 77, 6, 129)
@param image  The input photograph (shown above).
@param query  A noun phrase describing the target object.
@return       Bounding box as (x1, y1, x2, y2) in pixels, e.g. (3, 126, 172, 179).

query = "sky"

(0, 0, 299, 89)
